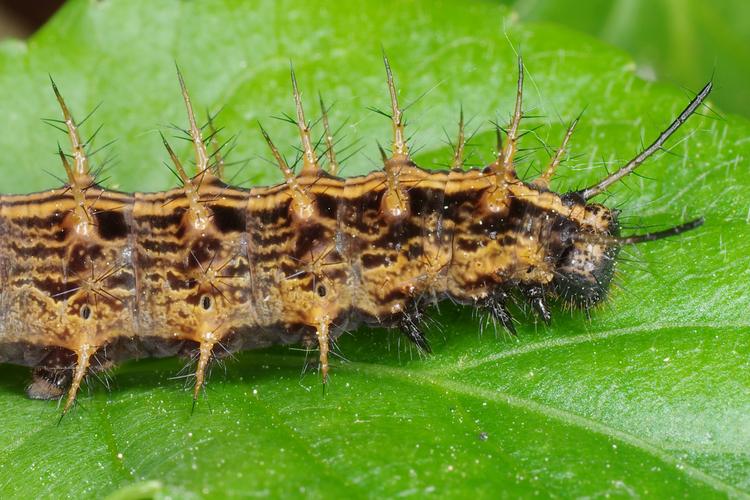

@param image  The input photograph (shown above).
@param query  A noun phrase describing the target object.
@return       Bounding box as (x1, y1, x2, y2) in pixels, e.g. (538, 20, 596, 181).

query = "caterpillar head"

(552, 203, 621, 308)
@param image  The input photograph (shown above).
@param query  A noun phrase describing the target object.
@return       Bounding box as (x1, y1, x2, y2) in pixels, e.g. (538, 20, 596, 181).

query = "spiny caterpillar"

(0, 56, 711, 415)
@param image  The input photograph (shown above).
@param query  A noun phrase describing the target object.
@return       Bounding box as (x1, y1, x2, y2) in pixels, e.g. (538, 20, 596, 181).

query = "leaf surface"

(0, 0, 748, 497)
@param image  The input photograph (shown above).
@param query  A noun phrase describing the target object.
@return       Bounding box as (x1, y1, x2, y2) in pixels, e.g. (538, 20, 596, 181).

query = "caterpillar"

(0, 56, 710, 414)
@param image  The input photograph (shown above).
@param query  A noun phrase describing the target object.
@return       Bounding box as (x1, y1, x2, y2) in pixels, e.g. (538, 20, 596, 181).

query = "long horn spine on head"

(618, 217, 704, 245)
(580, 81, 713, 200)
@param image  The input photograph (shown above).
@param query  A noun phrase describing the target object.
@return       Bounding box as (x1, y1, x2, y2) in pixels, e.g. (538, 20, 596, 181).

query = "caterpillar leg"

(398, 303, 431, 353)
(523, 286, 552, 325)
(482, 291, 517, 336)
(26, 348, 76, 401)
(27, 344, 101, 414)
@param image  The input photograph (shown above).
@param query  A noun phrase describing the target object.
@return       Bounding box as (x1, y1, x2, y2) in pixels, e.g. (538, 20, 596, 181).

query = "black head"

(552, 205, 620, 308)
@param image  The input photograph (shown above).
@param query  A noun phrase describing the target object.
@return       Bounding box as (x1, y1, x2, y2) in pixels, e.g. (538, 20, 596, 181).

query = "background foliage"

(502, 0, 750, 118)
(0, 0, 748, 497)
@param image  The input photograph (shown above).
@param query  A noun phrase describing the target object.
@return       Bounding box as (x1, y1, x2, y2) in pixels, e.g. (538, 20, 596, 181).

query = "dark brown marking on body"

(210, 204, 246, 234)
(95, 210, 130, 240)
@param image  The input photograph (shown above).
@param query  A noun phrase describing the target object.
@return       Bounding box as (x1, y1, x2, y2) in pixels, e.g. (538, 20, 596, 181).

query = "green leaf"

(1, 0, 748, 497)
(503, 0, 750, 118)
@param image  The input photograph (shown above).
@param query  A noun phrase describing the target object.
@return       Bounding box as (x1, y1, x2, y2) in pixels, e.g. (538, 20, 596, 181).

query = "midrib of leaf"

(346, 360, 746, 497)
(427, 323, 749, 376)
(241, 392, 369, 495)
(94, 401, 139, 486)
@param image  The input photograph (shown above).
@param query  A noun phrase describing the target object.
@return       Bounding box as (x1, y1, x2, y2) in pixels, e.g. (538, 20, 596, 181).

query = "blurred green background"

(9, 0, 746, 116)
(0, 0, 745, 189)
(500, 0, 750, 117)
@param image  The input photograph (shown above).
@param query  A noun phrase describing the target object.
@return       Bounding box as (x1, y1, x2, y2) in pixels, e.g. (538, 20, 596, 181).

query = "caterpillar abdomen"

(0, 58, 710, 413)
